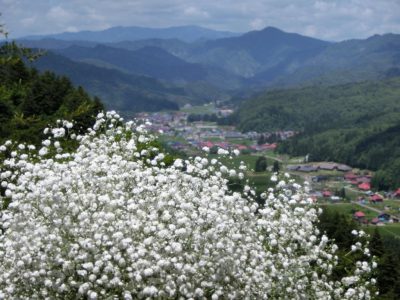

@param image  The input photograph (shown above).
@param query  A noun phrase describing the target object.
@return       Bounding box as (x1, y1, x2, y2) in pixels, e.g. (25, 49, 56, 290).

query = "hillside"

(0, 43, 103, 145)
(16, 27, 400, 96)
(22, 25, 239, 43)
(234, 77, 400, 189)
(32, 51, 182, 112)
(186, 27, 330, 79)
(56, 44, 208, 81)
(272, 33, 400, 87)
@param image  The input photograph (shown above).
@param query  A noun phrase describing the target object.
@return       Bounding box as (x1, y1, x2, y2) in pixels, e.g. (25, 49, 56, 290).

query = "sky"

(1, 0, 400, 41)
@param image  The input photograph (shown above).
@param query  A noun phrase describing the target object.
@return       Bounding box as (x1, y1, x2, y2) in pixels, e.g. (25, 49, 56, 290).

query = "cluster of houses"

(287, 162, 352, 173)
(344, 172, 372, 191)
(353, 211, 399, 225)
(135, 110, 289, 154)
(195, 141, 277, 152)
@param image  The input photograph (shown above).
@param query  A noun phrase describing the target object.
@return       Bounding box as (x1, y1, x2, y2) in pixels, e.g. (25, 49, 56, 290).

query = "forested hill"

(0, 43, 103, 146)
(234, 77, 400, 189)
(33, 51, 181, 112)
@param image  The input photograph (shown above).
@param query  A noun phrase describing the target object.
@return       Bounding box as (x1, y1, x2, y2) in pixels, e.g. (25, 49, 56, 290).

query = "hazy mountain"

(54, 44, 243, 90)
(55, 44, 208, 81)
(186, 27, 331, 79)
(107, 38, 194, 58)
(15, 38, 98, 50)
(271, 33, 400, 86)
(22, 25, 240, 43)
(21, 26, 400, 105)
(32, 52, 182, 112)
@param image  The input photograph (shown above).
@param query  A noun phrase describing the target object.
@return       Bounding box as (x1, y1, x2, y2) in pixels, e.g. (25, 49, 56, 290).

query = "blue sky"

(1, 0, 400, 40)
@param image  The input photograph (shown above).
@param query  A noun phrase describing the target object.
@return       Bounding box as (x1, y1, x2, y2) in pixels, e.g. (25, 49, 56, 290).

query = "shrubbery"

(0, 112, 375, 299)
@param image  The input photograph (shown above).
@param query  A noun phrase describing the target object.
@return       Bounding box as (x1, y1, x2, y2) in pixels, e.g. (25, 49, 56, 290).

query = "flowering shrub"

(0, 112, 374, 299)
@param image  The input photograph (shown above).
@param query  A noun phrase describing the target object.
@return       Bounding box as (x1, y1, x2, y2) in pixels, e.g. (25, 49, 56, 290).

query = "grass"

(181, 104, 216, 114)
(365, 200, 400, 217)
(319, 203, 377, 219)
(225, 138, 254, 146)
(321, 202, 400, 238)
(364, 223, 400, 239)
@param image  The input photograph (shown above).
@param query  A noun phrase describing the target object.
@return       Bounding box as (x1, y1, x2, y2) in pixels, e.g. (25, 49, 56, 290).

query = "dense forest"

(0, 41, 103, 146)
(318, 209, 400, 299)
(233, 77, 400, 190)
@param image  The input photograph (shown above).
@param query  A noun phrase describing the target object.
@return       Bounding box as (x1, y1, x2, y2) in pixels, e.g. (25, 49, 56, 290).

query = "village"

(135, 105, 400, 238)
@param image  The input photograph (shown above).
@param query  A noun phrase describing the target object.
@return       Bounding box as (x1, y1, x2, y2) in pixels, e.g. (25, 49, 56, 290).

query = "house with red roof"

(322, 190, 332, 198)
(394, 188, 400, 198)
(259, 143, 277, 151)
(370, 194, 383, 203)
(358, 182, 371, 191)
(354, 211, 366, 219)
(235, 144, 248, 150)
(200, 141, 214, 149)
(344, 172, 358, 181)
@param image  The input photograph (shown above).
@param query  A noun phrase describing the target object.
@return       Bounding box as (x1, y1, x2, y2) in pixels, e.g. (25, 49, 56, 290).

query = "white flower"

(0, 112, 373, 299)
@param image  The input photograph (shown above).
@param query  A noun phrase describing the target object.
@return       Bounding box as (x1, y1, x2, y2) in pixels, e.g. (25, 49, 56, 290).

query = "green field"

(367, 200, 400, 217)
(320, 203, 400, 238)
(181, 104, 216, 114)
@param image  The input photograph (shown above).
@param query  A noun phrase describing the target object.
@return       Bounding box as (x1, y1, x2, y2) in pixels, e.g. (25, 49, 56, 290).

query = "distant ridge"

(22, 25, 240, 43)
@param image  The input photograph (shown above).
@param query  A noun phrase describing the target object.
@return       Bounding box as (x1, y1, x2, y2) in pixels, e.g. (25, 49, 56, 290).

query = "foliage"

(0, 43, 103, 146)
(234, 77, 400, 189)
(273, 161, 280, 173)
(0, 112, 375, 299)
(318, 209, 400, 299)
(33, 52, 180, 112)
(254, 156, 267, 172)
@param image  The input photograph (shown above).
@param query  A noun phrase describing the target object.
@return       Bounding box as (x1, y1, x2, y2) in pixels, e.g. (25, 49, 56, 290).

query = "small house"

(298, 165, 318, 172)
(370, 194, 383, 203)
(322, 190, 332, 198)
(371, 217, 381, 225)
(354, 211, 366, 220)
(378, 213, 391, 222)
(358, 182, 371, 191)
(344, 172, 358, 181)
(337, 164, 352, 172)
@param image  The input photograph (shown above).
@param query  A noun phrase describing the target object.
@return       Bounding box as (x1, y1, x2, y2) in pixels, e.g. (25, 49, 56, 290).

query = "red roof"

(354, 211, 366, 218)
(260, 143, 277, 150)
(370, 194, 383, 201)
(345, 172, 358, 180)
(322, 191, 332, 197)
(394, 188, 400, 197)
(201, 141, 214, 148)
(235, 145, 248, 150)
(358, 182, 371, 191)
(371, 218, 380, 224)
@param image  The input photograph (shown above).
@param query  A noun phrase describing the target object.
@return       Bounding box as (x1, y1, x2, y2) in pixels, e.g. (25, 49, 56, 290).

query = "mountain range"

(16, 25, 400, 112)
(22, 25, 240, 43)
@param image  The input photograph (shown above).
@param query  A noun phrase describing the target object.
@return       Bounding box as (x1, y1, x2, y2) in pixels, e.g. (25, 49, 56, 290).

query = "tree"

(0, 112, 375, 299)
(257, 134, 265, 145)
(273, 160, 280, 173)
(255, 156, 267, 172)
(369, 228, 384, 257)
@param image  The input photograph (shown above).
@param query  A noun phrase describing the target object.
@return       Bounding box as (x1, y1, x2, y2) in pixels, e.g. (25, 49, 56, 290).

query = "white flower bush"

(0, 112, 374, 299)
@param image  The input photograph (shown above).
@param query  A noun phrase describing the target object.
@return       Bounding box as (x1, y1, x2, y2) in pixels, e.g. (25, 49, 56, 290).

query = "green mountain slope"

(234, 77, 400, 189)
(0, 45, 103, 145)
(33, 51, 181, 112)
(272, 33, 400, 87)
(187, 27, 330, 79)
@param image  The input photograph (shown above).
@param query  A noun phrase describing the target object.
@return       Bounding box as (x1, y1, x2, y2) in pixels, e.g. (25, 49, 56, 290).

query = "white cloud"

(250, 18, 266, 30)
(183, 6, 209, 18)
(1, 0, 399, 40)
